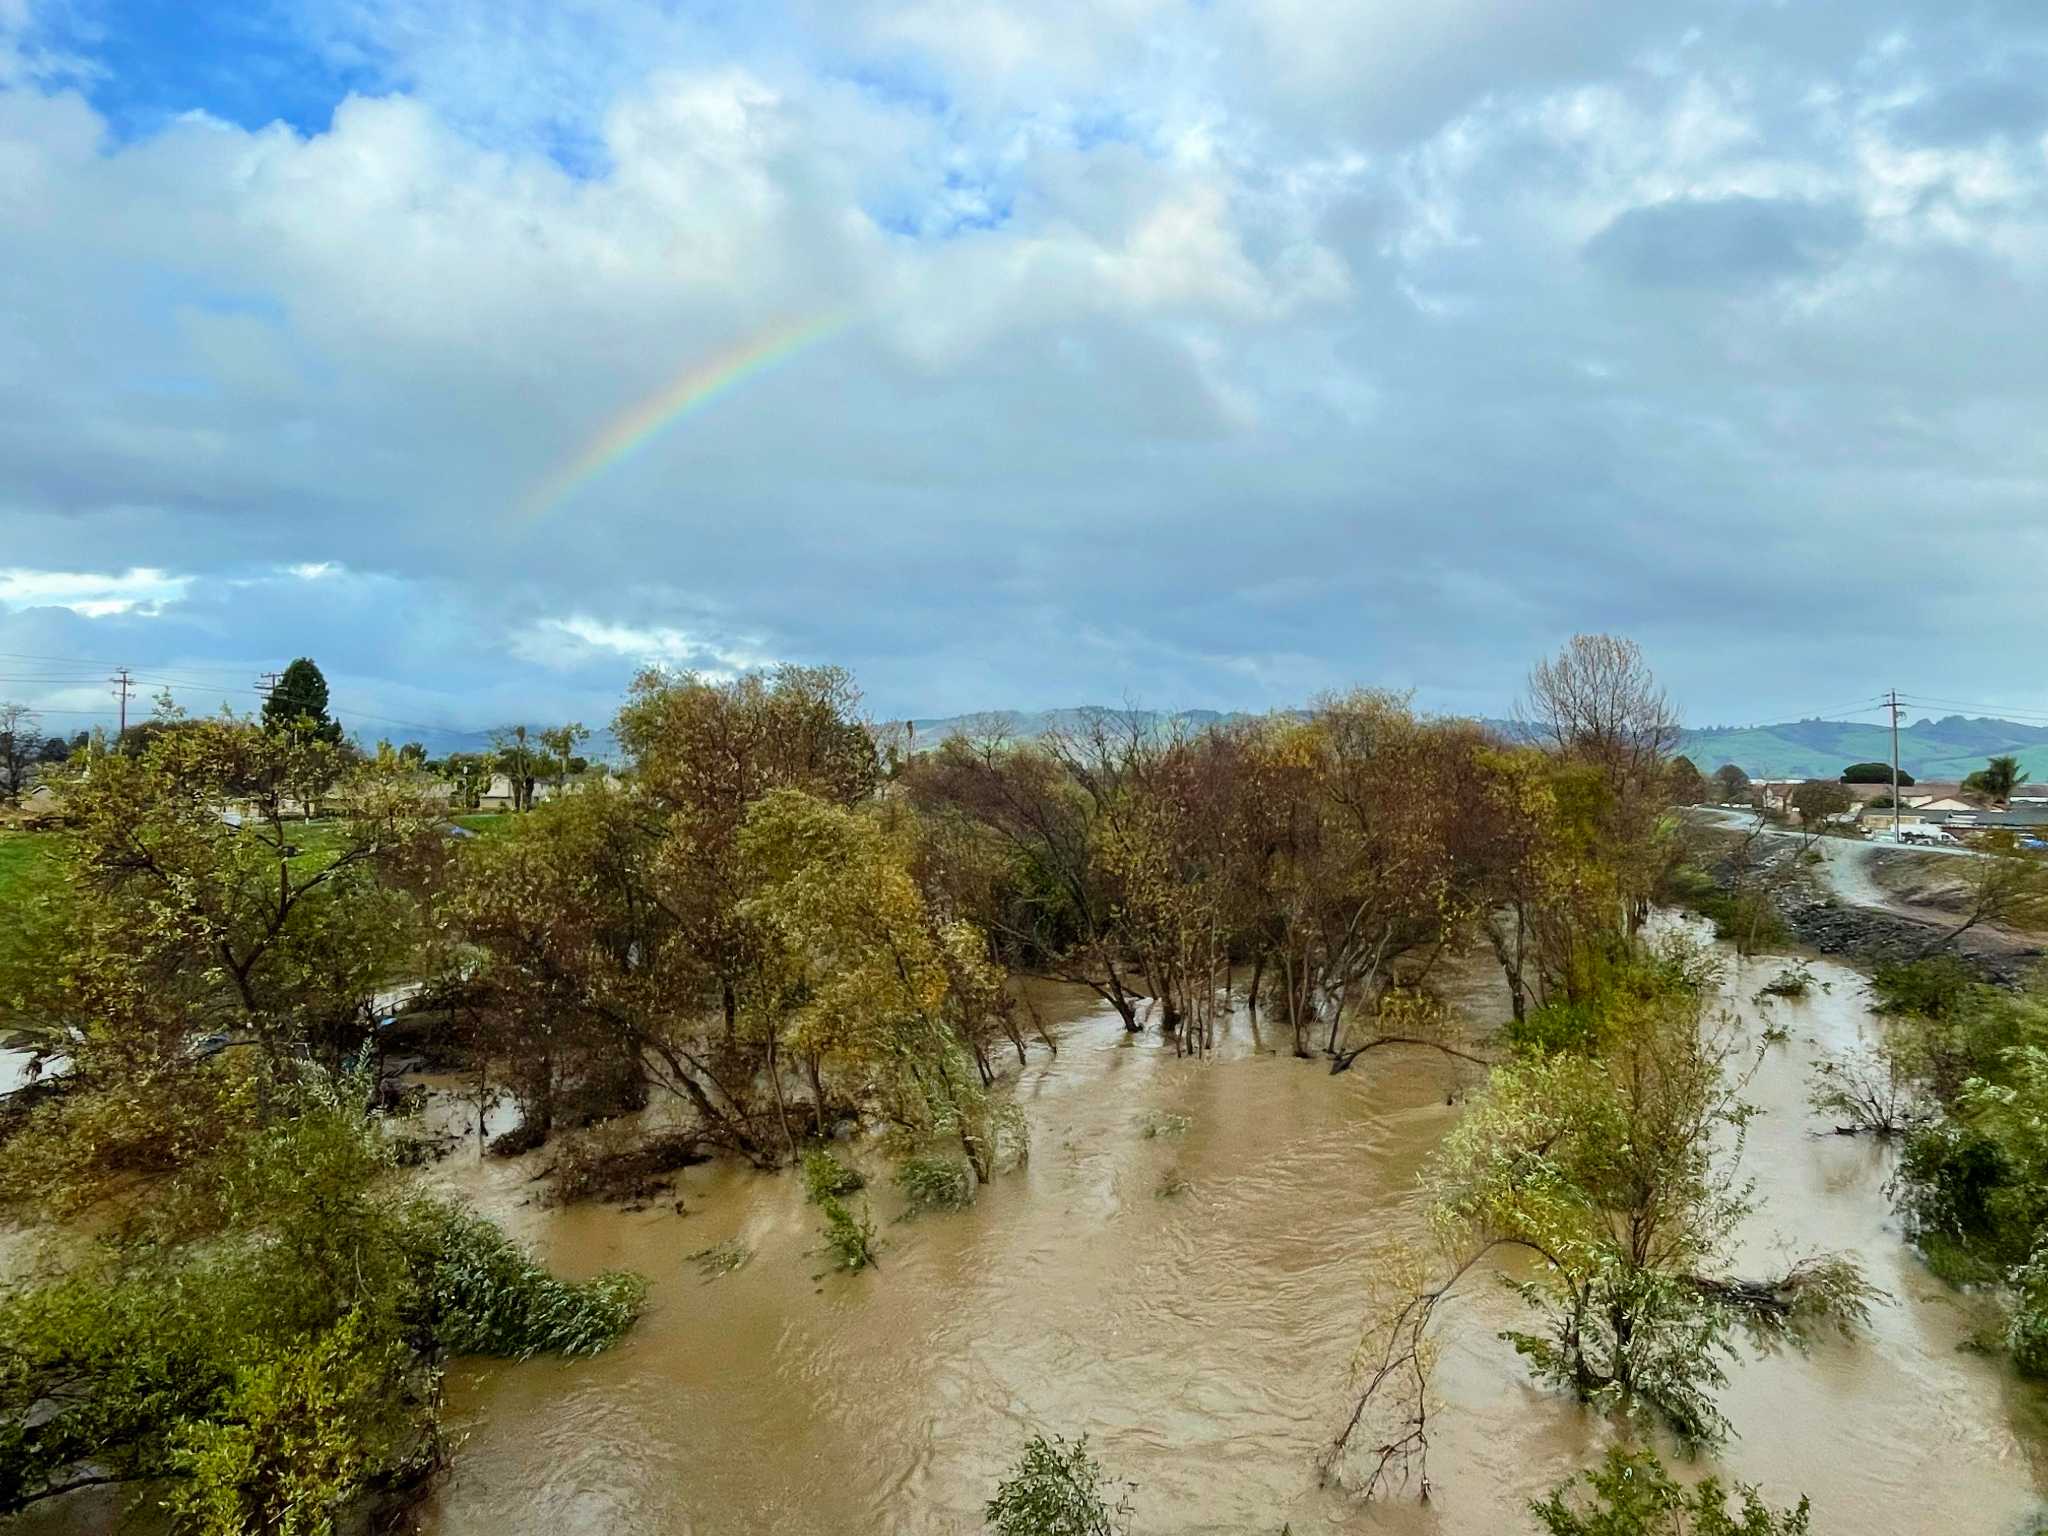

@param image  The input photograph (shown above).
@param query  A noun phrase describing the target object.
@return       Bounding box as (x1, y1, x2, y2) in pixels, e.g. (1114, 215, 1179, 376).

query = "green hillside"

(1677, 716, 2048, 781)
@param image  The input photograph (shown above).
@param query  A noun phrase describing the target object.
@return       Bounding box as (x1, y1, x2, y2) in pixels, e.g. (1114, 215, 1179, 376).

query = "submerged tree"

(985, 1433, 1131, 1536)
(740, 788, 1020, 1179)
(1327, 938, 1875, 1496)
(1532, 1448, 1811, 1536)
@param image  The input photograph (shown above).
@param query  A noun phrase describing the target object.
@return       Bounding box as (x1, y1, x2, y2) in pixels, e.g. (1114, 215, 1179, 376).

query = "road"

(1687, 806, 1996, 939)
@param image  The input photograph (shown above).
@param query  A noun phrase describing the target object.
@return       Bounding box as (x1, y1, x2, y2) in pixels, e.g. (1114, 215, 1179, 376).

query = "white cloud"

(514, 616, 777, 680)
(3, 0, 2048, 727)
(0, 568, 192, 618)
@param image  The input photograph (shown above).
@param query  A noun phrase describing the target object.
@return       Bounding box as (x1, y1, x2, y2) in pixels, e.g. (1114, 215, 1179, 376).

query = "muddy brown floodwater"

(400, 924, 2046, 1536)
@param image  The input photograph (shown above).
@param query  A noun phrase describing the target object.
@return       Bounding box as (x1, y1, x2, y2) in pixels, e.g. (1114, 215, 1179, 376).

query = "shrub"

(1871, 956, 1978, 1020)
(1755, 964, 1817, 1001)
(801, 1147, 865, 1204)
(404, 1201, 647, 1358)
(896, 1153, 974, 1212)
(986, 1433, 1131, 1536)
(1532, 1447, 1810, 1535)
(817, 1195, 878, 1271)
(1504, 998, 1602, 1056)
(1693, 890, 1785, 955)
(1895, 1124, 2011, 1254)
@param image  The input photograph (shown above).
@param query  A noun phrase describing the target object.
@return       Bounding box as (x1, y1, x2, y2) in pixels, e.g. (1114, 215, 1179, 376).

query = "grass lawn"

(0, 831, 71, 986)
(452, 814, 521, 838)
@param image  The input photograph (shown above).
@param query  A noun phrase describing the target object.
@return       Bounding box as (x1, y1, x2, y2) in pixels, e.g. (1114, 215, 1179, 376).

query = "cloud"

(0, 567, 193, 618)
(2, 0, 2048, 735)
(1584, 194, 1865, 288)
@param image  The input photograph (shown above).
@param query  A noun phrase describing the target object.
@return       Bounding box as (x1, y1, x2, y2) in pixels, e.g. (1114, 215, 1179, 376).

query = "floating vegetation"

(896, 1154, 975, 1212)
(687, 1240, 752, 1279)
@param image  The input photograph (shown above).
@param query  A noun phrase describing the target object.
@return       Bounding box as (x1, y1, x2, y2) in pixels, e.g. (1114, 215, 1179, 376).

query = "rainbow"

(522, 313, 849, 523)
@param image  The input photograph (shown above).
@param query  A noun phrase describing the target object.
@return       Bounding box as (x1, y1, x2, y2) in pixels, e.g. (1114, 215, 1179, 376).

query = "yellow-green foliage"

(0, 1067, 644, 1523)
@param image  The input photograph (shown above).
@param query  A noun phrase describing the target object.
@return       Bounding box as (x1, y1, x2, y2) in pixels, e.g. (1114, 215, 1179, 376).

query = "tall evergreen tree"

(261, 657, 343, 744)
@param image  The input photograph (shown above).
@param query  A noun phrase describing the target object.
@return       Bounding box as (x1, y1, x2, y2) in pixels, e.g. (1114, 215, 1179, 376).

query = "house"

(1907, 796, 1976, 813)
(477, 773, 516, 812)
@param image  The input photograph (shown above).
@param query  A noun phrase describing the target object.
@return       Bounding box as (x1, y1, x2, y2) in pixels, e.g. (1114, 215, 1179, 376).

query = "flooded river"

(409, 930, 2048, 1536)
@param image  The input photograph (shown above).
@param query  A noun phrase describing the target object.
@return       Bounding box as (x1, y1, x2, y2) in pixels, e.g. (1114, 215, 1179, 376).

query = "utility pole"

(255, 671, 282, 728)
(109, 667, 134, 738)
(1889, 687, 1901, 844)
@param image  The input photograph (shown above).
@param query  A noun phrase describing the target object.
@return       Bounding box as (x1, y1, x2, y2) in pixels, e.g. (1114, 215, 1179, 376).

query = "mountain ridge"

(893, 708, 2048, 782)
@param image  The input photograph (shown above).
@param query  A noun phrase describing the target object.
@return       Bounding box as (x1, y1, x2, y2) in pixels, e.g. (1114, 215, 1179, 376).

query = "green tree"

(739, 788, 1019, 1177)
(1964, 754, 2030, 804)
(1532, 1447, 1810, 1536)
(1710, 764, 1751, 803)
(1665, 755, 1706, 806)
(261, 658, 343, 745)
(986, 1433, 1130, 1536)
(1328, 940, 1874, 1494)
(539, 722, 591, 796)
(1841, 762, 1909, 786)
(0, 1065, 642, 1525)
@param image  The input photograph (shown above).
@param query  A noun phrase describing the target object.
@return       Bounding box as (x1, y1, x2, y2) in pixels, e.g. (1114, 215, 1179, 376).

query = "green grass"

(453, 814, 520, 838)
(0, 832, 72, 992)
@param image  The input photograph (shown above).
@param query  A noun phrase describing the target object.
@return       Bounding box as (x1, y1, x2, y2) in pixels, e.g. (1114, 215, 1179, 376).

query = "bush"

(1532, 1447, 1810, 1535)
(817, 1195, 878, 1271)
(1693, 890, 1786, 955)
(1504, 998, 1602, 1056)
(1870, 956, 1978, 1020)
(986, 1433, 1131, 1536)
(896, 1153, 974, 1212)
(801, 1147, 865, 1204)
(1755, 964, 1817, 1001)
(404, 1201, 647, 1358)
(1895, 1124, 2012, 1255)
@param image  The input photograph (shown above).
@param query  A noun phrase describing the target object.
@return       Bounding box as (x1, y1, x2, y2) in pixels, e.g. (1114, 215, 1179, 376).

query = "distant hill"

(895, 707, 2048, 784)
(1676, 716, 2048, 781)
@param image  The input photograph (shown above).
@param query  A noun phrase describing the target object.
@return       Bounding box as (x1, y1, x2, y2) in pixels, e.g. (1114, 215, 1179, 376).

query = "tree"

(985, 1434, 1130, 1536)
(1532, 1448, 1810, 1536)
(35, 734, 71, 765)
(1711, 764, 1751, 803)
(539, 722, 591, 796)
(1788, 779, 1853, 841)
(1327, 939, 1874, 1494)
(904, 721, 1150, 1033)
(0, 1066, 642, 1525)
(739, 788, 1020, 1177)
(489, 725, 543, 812)
(1520, 636, 1680, 931)
(1665, 756, 1706, 806)
(1926, 833, 2048, 948)
(616, 664, 879, 1035)
(1964, 755, 2030, 805)
(260, 658, 343, 745)
(38, 713, 442, 1080)
(0, 702, 36, 801)
(1842, 762, 1909, 786)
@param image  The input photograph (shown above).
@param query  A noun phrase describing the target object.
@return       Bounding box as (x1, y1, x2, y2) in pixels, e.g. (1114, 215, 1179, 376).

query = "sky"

(3, 0, 2047, 744)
